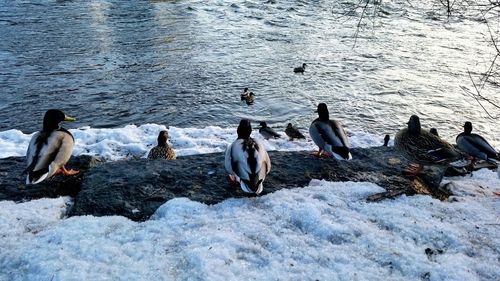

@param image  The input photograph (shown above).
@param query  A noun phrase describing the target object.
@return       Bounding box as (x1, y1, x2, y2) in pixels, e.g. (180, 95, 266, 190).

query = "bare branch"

(353, 0, 371, 48)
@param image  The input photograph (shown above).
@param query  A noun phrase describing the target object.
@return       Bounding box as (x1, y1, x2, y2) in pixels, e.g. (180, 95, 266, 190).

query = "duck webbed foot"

(55, 166, 80, 176)
(403, 163, 424, 177)
(310, 151, 323, 158)
(228, 174, 239, 185)
(323, 151, 333, 157)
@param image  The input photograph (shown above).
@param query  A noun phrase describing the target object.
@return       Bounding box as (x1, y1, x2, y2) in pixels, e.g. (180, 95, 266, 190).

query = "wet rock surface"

(0, 155, 103, 201)
(69, 147, 448, 221)
(1, 147, 454, 221)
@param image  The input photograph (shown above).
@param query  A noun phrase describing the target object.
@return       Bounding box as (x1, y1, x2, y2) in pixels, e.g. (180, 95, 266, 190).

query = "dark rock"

(70, 147, 447, 221)
(1, 147, 458, 221)
(0, 155, 103, 201)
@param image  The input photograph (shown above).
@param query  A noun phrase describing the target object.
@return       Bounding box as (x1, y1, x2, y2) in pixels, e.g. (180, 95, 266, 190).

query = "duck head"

(287, 123, 293, 128)
(383, 134, 390, 146)
(259, 121, 268, 128)
(464, 121, 472, 135)
(237, 119, 252, 139)
(429, 128, 439, 137)
(43, 109, 75, 132)
(302, 63, 307, 68)
(157, 130, 169, 146)
(316, 103, 329, 121)
(407, 115, 421, 135)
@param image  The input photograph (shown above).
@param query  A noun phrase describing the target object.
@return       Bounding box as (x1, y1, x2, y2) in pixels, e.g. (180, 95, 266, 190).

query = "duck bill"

(64, 115, 76, 121)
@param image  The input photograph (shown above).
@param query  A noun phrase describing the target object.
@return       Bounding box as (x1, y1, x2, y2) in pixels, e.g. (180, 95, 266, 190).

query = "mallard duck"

(285, 123, 305, 140)
(395, 115, 462, 176)
(259, 122, 281, 139)
(25, 109, 79, 184)
(241, 88, 250, 101)
(147, 130, 176, 160)
(456, 121, 499, 164)
(309, 103, 351, 160)
(294, 63, 306, 73)
(241, 88, 255, 105)
(225, 119, 271, 195)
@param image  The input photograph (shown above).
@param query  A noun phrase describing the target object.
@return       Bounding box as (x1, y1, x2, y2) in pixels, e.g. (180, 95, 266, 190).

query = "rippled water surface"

(0, 0, 498, 146)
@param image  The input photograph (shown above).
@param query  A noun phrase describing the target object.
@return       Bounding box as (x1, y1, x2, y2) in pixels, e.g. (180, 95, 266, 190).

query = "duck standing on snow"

(293, 63, 306, 73)
(309, 103, 351, 160)
(25, 109, 79, 184)
(241, 88, 255, 105)
(225, 119, 271, 195)
(383, 134, 390, 146)
(456, 121, 499, 165)
(259, 122, 281, 139)
(285, 123, 305, 140)
(395, 115, 463, 176)
(147, 130, 176, 160)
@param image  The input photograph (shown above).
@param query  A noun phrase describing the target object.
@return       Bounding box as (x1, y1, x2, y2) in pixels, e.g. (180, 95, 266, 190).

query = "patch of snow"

(0, 179, 499, 280)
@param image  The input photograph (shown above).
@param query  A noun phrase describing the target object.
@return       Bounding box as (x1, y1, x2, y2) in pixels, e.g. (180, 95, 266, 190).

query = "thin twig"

(353, 0, 371, 48)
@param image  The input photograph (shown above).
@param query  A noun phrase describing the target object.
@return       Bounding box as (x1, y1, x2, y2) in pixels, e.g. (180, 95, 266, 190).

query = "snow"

(0, 124, 383, 160)
(0, 124, 499, 280)
(1, 172, 499, 281)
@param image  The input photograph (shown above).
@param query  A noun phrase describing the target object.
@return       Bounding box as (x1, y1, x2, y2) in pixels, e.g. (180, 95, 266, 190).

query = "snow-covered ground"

(0, 124, 386, 160)
(0, 170, 499, 281)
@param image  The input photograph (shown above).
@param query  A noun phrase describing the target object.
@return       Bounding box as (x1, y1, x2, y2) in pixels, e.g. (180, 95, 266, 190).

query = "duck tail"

(26, 168, 49, 184)
(488, 158, 500, 166)
(330, 146, 351, 160)
(427, 147, 462, 163)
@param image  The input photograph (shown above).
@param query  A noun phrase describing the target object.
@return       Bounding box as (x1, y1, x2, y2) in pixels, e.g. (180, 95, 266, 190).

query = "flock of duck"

(24, 102, 499, 195)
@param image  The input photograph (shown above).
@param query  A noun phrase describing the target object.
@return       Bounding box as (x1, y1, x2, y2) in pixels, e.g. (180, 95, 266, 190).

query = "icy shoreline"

(1, 124, 499, 281)
(0, 124, 386, 161)
(1, 173, 499, 281)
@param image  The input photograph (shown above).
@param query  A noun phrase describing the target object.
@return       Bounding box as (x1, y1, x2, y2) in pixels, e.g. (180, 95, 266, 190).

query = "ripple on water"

(0, 0, 498, 148)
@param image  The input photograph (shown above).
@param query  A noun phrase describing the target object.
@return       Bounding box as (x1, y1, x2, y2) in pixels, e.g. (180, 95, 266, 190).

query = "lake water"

(0, 0, 498, 147)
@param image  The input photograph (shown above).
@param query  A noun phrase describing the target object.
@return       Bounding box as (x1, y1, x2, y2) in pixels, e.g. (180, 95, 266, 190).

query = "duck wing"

(309, 119, 351, 159)
(396, 129, 461, 164)
(286, 126, 305, 139)
(224, 142, 237, 176)
(309, 119, 327, 149)
(25, 131, 41, 174)
(259, 127, 281, 138)
(240, 139, 269, 194)
(329, 120, 350, 148)
(456, 133, 499, 161)
(225, 138, 269, 194)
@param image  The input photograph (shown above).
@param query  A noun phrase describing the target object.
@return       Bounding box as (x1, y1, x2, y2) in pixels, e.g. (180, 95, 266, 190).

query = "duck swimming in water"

(225, 120, 271, 195)
(259, 122, 281, 139)
(309, 103, 351, 160)
(293, 63, 306, 73)
(241, 88, 255, 105)
(285, 123, 305, 140)
(395, 115, 463, 176)
(241, 88, 250, 100)
(25, 109, 79, 184)
(456, 121, 499, 164)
